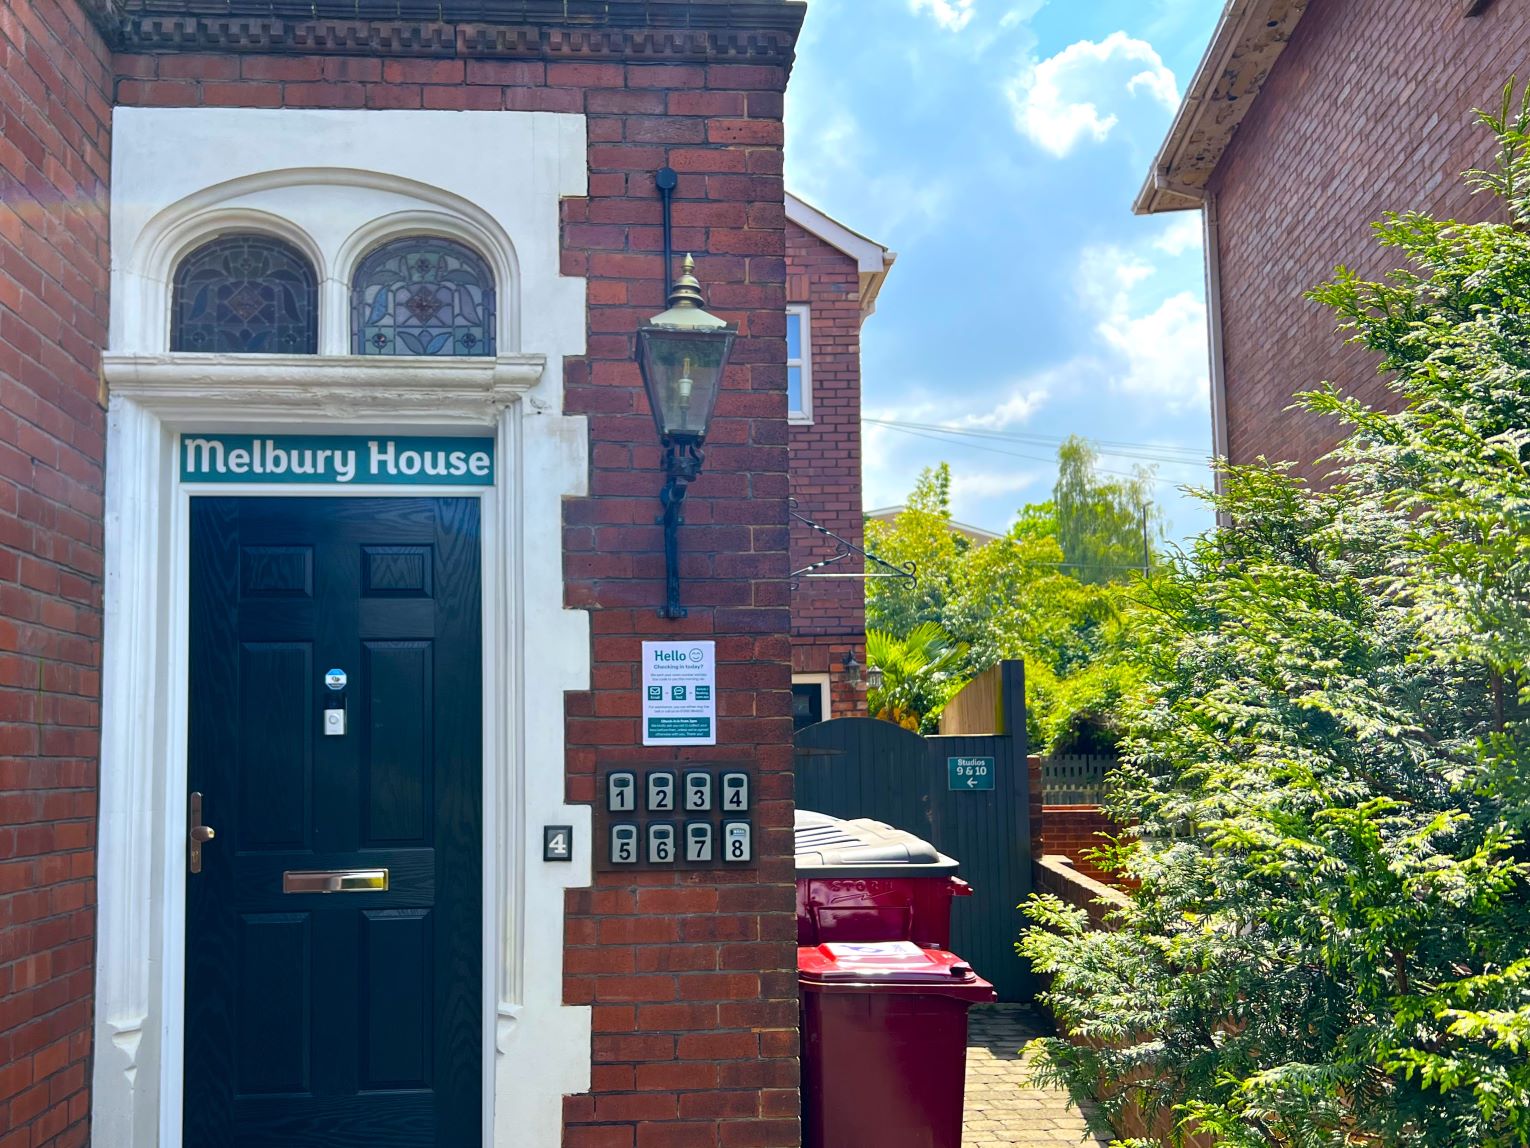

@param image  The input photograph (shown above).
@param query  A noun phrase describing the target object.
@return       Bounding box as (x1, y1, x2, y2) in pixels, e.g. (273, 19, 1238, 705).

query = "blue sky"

(784, 0, 1224, 542)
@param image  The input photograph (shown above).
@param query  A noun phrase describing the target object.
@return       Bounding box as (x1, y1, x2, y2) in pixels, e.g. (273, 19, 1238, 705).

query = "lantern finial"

(666, 253, 707, 311)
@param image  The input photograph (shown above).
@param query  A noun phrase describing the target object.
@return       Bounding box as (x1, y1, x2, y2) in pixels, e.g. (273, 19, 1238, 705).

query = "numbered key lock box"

(722, 820, 752, 864)
(646, 771, 676, 813)
(685, 821, 715, 863)
(647, 822, 677, 865)
(684, 771, 713, 812)
(720, 771, 749, 812)
(609, 823, 639, 866)
(607, 771, 637, 813)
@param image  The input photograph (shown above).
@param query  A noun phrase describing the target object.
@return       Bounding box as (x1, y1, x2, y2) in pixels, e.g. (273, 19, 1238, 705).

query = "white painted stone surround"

(96, 108, 594, 1148)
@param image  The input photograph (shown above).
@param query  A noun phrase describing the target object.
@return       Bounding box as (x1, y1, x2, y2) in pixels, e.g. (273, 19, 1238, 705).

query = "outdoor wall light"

(841, 649, 860, 683)
(841, 649, 883, 691)
(637, 251, 738, 619)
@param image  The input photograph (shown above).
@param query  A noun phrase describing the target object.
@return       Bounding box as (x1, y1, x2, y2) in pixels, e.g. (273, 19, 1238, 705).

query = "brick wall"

(556, 58, 801, 1148)
(786, 223, 866, 720)
(114, 33, 803, 1147)
(1039, 805, 1117, 885)
(0, 3, 111, 1146)
(1210, 0, 1530, 473)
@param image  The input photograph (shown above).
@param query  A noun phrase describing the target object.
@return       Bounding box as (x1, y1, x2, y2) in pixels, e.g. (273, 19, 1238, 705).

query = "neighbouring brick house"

(0, 1, 910, 1145)
(783, 194, 893, 732)
(1135, 0, 1530, 474)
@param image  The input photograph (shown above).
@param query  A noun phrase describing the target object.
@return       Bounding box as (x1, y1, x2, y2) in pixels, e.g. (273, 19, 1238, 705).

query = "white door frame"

(93, 356, 594, 1147)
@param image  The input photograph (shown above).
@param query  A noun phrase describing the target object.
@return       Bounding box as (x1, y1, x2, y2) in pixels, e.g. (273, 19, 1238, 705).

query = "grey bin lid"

(794, 810, 960, 879)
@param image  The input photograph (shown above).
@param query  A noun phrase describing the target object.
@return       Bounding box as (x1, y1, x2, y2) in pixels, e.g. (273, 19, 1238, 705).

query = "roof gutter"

(1202, 193, 1230, 503)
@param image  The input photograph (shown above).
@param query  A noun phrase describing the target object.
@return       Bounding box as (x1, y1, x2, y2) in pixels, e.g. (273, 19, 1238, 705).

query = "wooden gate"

(793, 661, 1033, 1001)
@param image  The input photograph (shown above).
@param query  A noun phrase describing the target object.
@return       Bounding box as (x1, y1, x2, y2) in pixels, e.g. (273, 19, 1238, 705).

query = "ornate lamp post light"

(636, 252, 738, 619)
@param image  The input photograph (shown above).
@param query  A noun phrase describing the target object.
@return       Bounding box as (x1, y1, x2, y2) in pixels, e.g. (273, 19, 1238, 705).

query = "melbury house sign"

(180, 434, 495, 486)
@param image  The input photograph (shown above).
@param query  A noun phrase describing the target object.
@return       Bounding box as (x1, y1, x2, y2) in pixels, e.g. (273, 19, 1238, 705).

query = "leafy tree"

(863, 463, 967, 638)
(1054, 436, 1162, 584)
(866, 458, 1152, 749)
(1021, 87, 1530, 1148)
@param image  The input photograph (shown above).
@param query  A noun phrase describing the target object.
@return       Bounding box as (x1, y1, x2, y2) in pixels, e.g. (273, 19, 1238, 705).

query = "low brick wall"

(1040, 805, 1118, 884)
(1033, 854, 1129, 928)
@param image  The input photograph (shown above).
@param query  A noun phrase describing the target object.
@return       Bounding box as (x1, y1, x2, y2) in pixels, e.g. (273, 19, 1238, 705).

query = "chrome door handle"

(189, 792, 215, 874)
(282, 868, 389, 894)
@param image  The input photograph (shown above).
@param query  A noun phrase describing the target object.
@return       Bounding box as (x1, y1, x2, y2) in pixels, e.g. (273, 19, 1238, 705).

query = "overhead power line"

(862, 420, 1211, 486)
(863, 417, 1210, 467)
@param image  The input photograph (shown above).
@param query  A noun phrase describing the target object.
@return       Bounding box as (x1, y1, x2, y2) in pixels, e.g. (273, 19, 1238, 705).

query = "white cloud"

(955, 385, 1049, 430)
(949, 468, 1042, 521)
(999, 1, 1045, 30)
(783, 77, 952, 242)
(1098, 291, 1207, 408)
(910, 0, 976, 32)
(861, 380, 1051, 512)
(1077, 243, 1208, 412)
(1006, 31, 1179, 156)
(1152, 213, 1202, 258)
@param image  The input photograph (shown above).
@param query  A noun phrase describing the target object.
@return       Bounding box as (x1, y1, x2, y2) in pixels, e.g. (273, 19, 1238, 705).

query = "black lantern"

(636, 254, 738, 619)
(841, 648, 861, 684)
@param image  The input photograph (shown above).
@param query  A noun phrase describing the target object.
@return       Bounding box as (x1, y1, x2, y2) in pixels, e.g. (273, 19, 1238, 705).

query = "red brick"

(0, 5, 108, 1145)
(381, 58, 463, 85)
(239, 56, 322, 82)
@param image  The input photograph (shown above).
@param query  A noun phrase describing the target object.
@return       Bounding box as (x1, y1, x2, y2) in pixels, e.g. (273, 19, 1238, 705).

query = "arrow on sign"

(967, 778, 979, 788)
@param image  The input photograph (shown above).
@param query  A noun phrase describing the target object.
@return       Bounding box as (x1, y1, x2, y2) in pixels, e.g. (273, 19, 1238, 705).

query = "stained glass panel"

(352, 237, 495, 356)
(171, 234, 318, 354)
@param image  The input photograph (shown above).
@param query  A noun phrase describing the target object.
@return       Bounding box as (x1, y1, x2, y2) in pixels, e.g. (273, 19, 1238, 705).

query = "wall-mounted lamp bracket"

(657, 439, 705, 619)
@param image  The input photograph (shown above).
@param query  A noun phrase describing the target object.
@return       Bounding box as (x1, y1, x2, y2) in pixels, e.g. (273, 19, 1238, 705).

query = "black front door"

(185, 497, 482, 1148)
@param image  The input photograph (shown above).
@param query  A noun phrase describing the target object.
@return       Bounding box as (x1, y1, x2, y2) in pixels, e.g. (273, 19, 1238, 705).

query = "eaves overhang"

(785, 192, 898, 319)
(1133, 0, 1309, 215)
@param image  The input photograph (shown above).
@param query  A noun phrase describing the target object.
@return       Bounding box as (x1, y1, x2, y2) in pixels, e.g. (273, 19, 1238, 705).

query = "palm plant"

(866, 622, 968, 732)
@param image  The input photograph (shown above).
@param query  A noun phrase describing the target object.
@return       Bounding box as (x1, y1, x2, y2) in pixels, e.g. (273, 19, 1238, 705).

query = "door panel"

(186, 497, 481, 1148)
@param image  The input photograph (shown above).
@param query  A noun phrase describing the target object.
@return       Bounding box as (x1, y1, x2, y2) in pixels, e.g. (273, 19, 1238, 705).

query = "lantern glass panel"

(638, 326, 735, 441)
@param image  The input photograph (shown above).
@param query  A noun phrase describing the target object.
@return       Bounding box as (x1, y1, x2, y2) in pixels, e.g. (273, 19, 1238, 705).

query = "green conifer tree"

(1021, 84, 1530, 1148)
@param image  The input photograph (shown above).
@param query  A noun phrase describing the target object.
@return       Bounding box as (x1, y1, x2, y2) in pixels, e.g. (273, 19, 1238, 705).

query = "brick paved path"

(964, 1005, 1112, 1147)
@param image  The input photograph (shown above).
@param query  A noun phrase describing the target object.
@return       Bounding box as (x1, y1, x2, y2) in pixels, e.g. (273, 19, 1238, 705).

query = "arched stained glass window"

(352, 237, 496, 356)
(171, 234, 318, 354)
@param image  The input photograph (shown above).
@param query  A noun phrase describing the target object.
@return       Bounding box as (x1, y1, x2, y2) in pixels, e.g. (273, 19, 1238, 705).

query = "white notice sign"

(641, 641, 716, 746)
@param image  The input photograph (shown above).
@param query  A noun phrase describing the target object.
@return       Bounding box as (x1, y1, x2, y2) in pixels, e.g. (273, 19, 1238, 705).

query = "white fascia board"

(785, 191, 897, 318)
(1133, 0, 1310, 215)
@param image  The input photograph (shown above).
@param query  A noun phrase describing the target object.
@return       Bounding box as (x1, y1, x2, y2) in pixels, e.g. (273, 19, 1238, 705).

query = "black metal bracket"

(657, 439, 704, 618)
(657, 165, 678, 293)
(788, 498, 917, 591)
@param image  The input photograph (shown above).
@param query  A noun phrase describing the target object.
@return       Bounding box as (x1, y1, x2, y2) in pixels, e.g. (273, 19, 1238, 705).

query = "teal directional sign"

(947, 755, 995, 791)
(180, 434, 494, 486)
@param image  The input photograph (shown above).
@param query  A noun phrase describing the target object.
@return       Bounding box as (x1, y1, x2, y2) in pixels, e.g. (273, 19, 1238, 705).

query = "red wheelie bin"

(794, 810, 973, 948)
(799, 941, 995, 1148)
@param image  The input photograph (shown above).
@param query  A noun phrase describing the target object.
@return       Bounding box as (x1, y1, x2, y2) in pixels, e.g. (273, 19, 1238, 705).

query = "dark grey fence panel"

(793, 661, 1034, 1001)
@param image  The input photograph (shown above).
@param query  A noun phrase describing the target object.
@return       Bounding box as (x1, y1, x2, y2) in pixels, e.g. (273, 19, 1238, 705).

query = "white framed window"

(791, 672, 832, 731)
(787, 303, 812, 423)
